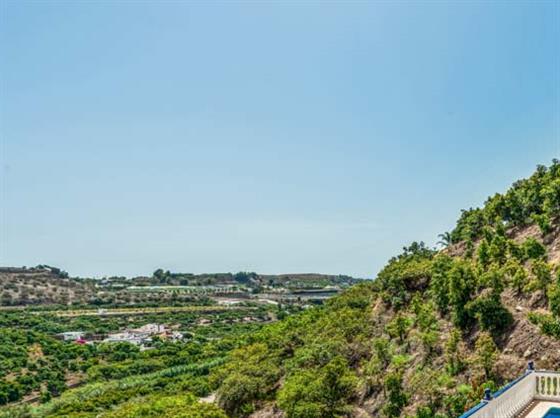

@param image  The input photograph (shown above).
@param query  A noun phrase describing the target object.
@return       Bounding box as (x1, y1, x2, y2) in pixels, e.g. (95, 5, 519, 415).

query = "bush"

(467, 295, 512, 335)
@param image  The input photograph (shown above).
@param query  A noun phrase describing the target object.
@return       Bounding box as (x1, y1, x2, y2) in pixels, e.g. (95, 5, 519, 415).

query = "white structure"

(460, 363, 560, 418)
(103, 332, 146, 345)
(132, 323, 166, 335)
(102, 324, 171, 346)
(58, 331, 85, 341)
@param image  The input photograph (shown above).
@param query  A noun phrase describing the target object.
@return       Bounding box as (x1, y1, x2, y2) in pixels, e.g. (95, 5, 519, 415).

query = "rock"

(515, 305, 524, 312)
(524, 348, 534, 358)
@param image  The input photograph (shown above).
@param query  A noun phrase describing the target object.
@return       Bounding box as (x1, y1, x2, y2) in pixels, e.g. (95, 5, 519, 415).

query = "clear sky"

(1, 1, 559, 279)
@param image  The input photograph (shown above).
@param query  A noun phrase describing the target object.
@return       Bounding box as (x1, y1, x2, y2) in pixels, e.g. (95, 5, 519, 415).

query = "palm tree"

(437, 232, 452, 248)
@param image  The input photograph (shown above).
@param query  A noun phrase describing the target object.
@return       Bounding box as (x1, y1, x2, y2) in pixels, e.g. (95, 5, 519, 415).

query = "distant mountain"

(130, 271, 362, 289)
(0, 267, 361, 307)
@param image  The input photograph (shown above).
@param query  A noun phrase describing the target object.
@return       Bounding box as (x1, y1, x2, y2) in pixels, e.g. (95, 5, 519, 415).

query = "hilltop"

(0, 267, 97, 306)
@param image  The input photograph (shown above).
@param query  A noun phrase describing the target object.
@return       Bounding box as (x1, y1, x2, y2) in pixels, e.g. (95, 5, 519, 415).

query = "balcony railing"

(459, 363, 560, 418)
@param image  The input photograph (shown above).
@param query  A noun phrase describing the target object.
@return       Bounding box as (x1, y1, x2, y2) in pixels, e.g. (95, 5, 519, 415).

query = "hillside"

(0, 267, 97, 306)
(2, 161, 558, 418)
(208, 160, 560, 418)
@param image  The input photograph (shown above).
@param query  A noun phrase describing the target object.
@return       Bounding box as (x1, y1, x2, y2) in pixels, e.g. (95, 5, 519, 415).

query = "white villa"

(459, 363, 560, 418)
(102, 323, 182, 346)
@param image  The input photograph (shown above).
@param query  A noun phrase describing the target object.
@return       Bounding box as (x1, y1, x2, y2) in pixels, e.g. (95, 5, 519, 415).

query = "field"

(0, 268, 356, 416)
(47, 305, 256, 317)
(0, 297, 292, 417)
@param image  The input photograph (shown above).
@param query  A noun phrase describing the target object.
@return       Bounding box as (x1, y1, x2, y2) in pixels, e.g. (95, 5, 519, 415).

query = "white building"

(58, 331, 85, 341)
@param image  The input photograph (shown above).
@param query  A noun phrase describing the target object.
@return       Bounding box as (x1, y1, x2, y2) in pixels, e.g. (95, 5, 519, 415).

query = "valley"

(0, 268, 353, 416)
(1, 161, 560, 418)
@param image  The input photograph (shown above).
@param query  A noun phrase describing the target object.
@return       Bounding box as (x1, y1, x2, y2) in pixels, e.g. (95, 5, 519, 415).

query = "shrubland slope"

(211, 160, 560, 418)
(0, 267, 96, 306)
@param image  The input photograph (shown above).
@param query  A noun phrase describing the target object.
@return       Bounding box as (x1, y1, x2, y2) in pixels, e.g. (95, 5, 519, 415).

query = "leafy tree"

(430, 255, 453, 314)
(383, 371, 407, 417)
(532, 213, 552, 235)
(214, 344, 281, 416)
(525, 261, 553, 297)
(437, 232, 452, 248)
(386, 314, 412, 344)
(448, 261, 476, 329)
(419, 329, 439, 359)
(102, 393, 227, 418)
(477, 240, 490, 269)
(372, 337, 392, 369)
(474, 332, 498, 379)
(467, 294, 512, 335)
(523, 238, 547, 260)
(377, 242, 435, 309)
(548, 271, 560, 317)
(443, 385, 474, 417)
(488, 234, 507, 265)
(504, 260, 528, 294)
(445, 329, 465, 376)
(278, 356, 356, 418)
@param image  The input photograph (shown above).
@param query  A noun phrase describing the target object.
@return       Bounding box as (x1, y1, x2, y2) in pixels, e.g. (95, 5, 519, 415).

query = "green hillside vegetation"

(0, 300, 279, 415)
(1, 161, 559, 418)
(209, 160, 560, 417)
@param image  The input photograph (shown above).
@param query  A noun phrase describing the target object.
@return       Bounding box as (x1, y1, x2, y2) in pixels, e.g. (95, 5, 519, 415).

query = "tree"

(523, 238, 547, 260)
(214, 344, 281, 416)
(153, 269, 165, 283)
(364, 338, 393, 394)
(103, 394, 228, 418)
(474, 332, 498, 379)
(411, 368, 446, 412)
(321, 357, 357, 417)
(437, 232, 452, 248)
(505, 261, 528, 294)
(278, 357, 356, 418)
(448, 261, 476, 329)
(383, 371, 407, 417)
(532, 213, 552, 235)
(488, 235, 507, 265)
(430, 254, 453, 314)
(530, 261, 552, 293)
(445, 329, 465, 375)
(548, 275, 560, 317)
(386, 314, 412, 344)
(477, 240, 490, 269)
(419, 329, 439, 359)
(467, 294, 512, 336)
(373, 337, 392, 369)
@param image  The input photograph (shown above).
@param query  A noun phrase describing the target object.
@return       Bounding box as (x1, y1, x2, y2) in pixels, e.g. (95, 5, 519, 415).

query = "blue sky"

(1, 1, 558, 278)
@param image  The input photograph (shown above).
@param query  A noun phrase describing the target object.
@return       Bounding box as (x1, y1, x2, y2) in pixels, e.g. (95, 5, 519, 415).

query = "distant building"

(58, 331, 85, 341)
(103, 332, 146, 345)
(102, 323, 175, 346)
(169, 331, 184, 341)
(132, 323, 166, 335)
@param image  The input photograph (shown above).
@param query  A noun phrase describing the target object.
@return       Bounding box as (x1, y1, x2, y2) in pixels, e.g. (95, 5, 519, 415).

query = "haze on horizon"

(1, 1, 559, 279)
